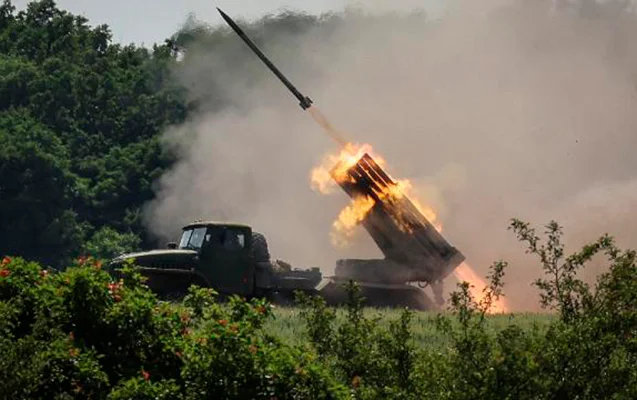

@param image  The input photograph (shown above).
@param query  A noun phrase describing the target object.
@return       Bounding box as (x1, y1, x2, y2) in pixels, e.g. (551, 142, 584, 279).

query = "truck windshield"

(179, 227, 207, 250)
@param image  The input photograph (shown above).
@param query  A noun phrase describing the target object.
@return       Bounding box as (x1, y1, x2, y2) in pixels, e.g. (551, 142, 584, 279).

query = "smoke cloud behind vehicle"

(143, 0, 637, 311)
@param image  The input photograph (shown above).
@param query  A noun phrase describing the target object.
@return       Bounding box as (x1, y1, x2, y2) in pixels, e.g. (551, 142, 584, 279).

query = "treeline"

(0, 220, 635, 398)
(0, 0, 189, 268)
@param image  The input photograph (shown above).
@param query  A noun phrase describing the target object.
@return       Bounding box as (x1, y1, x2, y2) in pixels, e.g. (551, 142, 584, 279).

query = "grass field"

(265, 307, 556, 348)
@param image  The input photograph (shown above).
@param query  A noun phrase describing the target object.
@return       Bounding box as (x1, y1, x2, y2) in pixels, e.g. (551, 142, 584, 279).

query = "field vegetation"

(266, 307, 554, 349)
(1, 219, 636, 398)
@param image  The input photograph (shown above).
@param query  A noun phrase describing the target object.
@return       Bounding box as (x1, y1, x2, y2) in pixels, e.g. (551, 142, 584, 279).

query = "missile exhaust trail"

(216, 7, 348, 148)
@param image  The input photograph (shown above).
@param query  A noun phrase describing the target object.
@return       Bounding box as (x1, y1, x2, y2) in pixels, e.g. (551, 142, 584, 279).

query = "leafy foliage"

(82, 226, 141, 260)
(0, 0, 187, 268)
(506, 219, 637, 399)
(0, 256, 348, 399)
(292, 218, 637, 399)
(1, 215, 636, 398)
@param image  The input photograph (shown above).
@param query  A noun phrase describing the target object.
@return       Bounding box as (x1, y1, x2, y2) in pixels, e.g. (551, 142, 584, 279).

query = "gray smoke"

(143, 0, 637, 311)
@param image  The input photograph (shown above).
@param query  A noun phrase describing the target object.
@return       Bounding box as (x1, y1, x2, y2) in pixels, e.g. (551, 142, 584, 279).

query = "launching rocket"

(217, 7, 314, 110)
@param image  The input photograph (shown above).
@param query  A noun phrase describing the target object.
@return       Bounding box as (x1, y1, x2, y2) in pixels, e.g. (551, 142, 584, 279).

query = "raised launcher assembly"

(326, 153, 466, 309)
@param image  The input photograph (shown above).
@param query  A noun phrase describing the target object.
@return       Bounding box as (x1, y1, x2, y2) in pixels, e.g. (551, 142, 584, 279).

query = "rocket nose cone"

(217, 7, 231, 21)
(217, 7, 238, 28)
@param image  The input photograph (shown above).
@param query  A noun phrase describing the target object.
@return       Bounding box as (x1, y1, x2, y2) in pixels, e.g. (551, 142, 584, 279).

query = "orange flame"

(453, 262, 508, 314)
(382, 178, 443, 233)
(330, 195, 375, 247)
(311, 142, 382, 246)
(311, 142, 440, 242)
(310, 142, 509, 314)
(311, 142, 385, 194)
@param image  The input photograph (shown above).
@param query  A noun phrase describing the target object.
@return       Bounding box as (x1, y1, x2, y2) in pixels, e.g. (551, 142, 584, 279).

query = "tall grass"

(266, 307, 555, 348)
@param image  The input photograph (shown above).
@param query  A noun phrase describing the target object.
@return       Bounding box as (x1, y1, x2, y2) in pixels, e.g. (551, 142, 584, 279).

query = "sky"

(13, 0, 444, 46)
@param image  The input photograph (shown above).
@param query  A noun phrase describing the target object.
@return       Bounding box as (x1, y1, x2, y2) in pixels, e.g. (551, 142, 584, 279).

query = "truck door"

(199, 226, 254, 296)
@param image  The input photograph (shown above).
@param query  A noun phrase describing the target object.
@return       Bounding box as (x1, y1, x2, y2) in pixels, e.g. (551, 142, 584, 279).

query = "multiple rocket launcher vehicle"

(109, 9, 466, 310)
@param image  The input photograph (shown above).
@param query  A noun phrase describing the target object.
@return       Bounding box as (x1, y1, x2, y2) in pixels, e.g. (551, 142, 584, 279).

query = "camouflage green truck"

(108, 206, 464, 310)
(108, 154, 465, 312)
(108, 221, 323, 302)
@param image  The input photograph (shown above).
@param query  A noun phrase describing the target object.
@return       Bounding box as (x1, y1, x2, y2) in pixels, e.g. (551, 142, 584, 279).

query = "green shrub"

(0, 256, 346, 399)
(106, 377, 182, 400)
(296, 282, 429, 399)
(294, 219, 637, 399)
(1, 217, 636, 399)
(427, 219, 637, 399)
(508, 220, 637, 399)
(82, 226, 142, 261)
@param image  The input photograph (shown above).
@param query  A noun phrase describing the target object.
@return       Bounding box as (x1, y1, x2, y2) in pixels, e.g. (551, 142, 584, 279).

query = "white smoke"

(144, 0, 637, 311)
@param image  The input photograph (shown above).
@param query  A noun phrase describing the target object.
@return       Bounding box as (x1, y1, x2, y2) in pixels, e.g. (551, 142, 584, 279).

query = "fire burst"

(310, 142, 509, 314)
(311, 142, 441, 244)
(454, 262, 508, 314)
(330, 195, 375, 248)
(311, 143, 381, 195)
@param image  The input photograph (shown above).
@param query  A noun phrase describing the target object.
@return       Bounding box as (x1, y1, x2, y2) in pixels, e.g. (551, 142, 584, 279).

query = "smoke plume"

(143, 0, 637, 311)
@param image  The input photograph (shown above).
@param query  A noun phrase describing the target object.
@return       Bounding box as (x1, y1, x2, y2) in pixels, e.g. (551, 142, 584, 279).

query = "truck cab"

(110, 221, 255, 298)
(108, 221, 323, 301)
(181, 221, 255, 295)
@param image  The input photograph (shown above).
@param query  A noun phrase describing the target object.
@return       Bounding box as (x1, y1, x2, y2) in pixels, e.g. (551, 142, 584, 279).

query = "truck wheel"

(251, 232, 270, 262)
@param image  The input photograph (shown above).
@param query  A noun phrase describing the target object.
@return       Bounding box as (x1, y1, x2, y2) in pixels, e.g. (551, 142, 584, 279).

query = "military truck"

(108, 221, 324, 302)
(107, 219, 442, 309)
(108, 152, 466, 310)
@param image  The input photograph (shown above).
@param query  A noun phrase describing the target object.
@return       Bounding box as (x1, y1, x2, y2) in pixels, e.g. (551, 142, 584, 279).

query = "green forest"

(0, 0, 188, 268)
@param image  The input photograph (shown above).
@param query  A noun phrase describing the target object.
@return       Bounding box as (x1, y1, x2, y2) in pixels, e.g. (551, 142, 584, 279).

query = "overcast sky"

(13, 0, 444, 46)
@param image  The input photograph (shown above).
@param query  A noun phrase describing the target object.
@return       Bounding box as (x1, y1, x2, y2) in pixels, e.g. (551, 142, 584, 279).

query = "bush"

(427, 219, 637, 399)
(295, 219, 637, 399)
(1, 217, 636, 399)
(0, 255, 346, 399)
(507, 220, 637, 399)
(82, 226, 142, 261)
